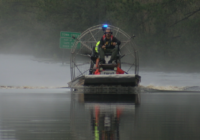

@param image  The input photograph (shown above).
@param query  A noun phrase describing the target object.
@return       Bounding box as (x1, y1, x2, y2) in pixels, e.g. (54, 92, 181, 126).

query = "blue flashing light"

(103, 24, 108, 28)
(102, 24, 108, 31)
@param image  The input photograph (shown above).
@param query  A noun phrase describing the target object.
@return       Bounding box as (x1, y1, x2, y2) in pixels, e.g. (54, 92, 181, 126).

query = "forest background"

(0, 0, 200, 72)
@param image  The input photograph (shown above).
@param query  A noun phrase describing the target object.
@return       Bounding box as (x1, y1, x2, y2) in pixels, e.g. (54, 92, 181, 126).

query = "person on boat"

(98, 28, 121, 64)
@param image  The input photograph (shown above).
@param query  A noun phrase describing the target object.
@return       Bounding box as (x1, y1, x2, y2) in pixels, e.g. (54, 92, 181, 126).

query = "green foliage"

(0, 0, 200, 71)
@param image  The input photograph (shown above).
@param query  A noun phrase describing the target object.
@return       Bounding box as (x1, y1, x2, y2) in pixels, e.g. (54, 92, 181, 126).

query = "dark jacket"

(99, 36, 121, 49)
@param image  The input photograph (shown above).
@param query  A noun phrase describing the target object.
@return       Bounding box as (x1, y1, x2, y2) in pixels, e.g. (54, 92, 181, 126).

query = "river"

(0, 54, 200, 140)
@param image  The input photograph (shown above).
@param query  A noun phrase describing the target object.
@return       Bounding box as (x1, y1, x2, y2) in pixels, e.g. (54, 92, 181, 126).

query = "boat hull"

(68, 74, 141, 90)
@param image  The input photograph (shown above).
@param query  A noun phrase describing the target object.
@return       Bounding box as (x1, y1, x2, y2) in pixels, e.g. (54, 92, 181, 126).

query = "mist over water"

(0, 54, 70, 87)
(139, 71, 200, 91)
(0, 54, 200, 91)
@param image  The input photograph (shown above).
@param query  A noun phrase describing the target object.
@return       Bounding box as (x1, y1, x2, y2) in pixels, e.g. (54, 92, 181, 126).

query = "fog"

(0, 54, 70, 87)
(140, 71, 200, 87)
(0, 54, 199, 91)
(1, 0, 200, 73)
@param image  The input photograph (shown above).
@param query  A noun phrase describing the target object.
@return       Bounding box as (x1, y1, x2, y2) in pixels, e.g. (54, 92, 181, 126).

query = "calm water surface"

(0, 90, 200, 140)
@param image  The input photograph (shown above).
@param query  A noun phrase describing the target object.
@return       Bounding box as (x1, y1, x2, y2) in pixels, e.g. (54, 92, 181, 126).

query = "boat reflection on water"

(70, 93, 138, 140)
(86, 102, 135, 140)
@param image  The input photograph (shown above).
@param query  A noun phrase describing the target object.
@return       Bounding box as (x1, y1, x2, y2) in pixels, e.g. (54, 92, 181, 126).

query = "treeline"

(0, 0, 200, 71)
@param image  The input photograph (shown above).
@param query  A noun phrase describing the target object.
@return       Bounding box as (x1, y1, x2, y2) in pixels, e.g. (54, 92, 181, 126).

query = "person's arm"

(99, 37, 104, 48)
(99, 37, 106, 49)
(112, 37, 121, 46)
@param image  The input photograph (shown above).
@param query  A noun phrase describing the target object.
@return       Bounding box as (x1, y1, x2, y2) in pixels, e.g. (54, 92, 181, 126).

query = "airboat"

(68, 24, 141, 93)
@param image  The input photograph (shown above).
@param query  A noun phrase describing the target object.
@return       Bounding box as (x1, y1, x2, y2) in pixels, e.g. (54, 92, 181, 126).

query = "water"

(0, 91, 200, 140)
(0, 54, 200, 140)
(0, 89, 71, 140)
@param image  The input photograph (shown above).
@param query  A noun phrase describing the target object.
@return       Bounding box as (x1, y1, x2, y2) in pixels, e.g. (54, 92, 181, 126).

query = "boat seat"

(99, 64, 118, 70)
(104, 52, 120, 60)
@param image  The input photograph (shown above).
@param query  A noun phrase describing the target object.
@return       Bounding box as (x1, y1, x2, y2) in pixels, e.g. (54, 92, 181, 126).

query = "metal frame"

(70, 24, 139, 81)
